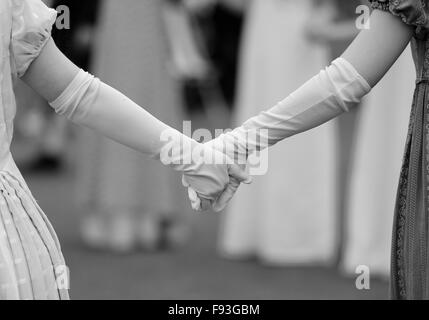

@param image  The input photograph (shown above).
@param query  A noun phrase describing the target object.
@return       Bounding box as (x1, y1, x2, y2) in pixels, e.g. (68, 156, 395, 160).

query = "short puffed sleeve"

(368, 0, 429, 32)
(11, 0, 57, 77)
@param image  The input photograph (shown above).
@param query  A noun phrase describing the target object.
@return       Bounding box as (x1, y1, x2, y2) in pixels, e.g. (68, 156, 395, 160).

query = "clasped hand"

(182, 135, 250, 212)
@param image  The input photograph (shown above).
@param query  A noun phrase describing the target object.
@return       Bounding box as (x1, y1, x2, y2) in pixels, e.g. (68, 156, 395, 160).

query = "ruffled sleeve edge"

(11, 0, 57, 77)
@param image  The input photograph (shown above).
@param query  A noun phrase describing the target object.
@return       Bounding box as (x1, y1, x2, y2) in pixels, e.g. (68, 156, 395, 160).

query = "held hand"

(209, 134, 250, 212)
(183, 136, 251, 212)
(180, 142, 246, 201)
(183, 165, 251, 212)
(212, 176, 242, 212)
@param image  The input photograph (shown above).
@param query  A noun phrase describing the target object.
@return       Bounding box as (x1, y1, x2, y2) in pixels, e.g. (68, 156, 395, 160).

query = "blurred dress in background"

(318, 0, 363, 265)
(77, 0, 188, 252)
(187, 0, 245, 110)
(219, 0, 336, 265)
(318, 0, 415, 277)
(342, 48, 415, 277)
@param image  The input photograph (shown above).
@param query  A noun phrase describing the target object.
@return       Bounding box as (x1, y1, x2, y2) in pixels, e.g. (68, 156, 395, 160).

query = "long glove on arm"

(220, 57, 370, 163)
(192, 57, 371, 211)
(49, 70, 249, 202)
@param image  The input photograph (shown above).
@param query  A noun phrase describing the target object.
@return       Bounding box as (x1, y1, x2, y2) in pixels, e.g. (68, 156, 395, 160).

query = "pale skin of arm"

(341, 10, 413, 87)
(22, 39, 79, 102)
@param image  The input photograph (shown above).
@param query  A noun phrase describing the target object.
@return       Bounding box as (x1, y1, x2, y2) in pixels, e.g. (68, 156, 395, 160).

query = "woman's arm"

(163, 1, 210, 80)
(219, 10, 414, 160)
(20, 39, 250, 204)
(342, 9, 413, 87)
(21, 40, 79, 102)
(193, 10, 415, 211)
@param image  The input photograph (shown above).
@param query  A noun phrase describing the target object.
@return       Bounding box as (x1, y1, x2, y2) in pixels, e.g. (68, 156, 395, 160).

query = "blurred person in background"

(219, 0, 337, 265)
(164, 0, 246, 134)
(308, 0, 415, 277)
(180, 0, 246, 113)
(305, 0, 365, 266)
(340, 4, 414, 277)
(307, 2, 361, 254)
(199, 0, 245, 110)
(342, 44, 414, 278)
(78, 0, 190, 252)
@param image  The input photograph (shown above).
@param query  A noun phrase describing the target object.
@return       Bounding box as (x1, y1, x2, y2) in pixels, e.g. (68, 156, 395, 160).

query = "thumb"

(200, 198, 212, 211)
(228, 164, 252, 184)
(212, 178, 240, 213)
(188, 187, 202, 211)
(182, 175, 190, 188)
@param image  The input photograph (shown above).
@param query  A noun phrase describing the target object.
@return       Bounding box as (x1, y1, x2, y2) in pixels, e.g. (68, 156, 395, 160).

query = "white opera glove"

(49, 70, 250, 202)
(185, 137, 246, 212)
(188, 57, 371, 211)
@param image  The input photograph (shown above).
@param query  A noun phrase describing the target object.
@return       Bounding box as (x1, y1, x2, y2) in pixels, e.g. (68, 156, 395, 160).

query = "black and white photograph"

(0, 0, 428, 306)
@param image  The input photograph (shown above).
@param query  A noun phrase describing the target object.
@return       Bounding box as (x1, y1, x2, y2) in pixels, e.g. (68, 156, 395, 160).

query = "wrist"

(207, 130, 249, 166)
(159, 130, 230, 200)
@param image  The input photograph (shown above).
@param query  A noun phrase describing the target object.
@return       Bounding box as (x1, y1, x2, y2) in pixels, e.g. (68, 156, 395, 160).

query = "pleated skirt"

(0, 171, 69, 300)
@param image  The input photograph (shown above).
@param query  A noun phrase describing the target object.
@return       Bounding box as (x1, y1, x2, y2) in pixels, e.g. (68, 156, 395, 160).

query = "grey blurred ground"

(19, 167, 389, 300)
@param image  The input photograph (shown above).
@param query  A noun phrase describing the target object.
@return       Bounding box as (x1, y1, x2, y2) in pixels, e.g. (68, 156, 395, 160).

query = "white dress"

(342, 47, 415, 277)
(219, 0, 337, 265)
(0, 0, 68, 299)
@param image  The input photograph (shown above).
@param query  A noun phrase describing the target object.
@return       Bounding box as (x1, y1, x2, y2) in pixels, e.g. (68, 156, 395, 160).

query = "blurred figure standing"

(343, 47, 414, 277)
(166, 0, 246, 134)
(78, 0, 188, 252)
(306, 0, 362, 265)
(341, 20, 414, 278)
(183, 0, 245, 111)
(308, 0, 415, 277)
(219, 0, 336, 265)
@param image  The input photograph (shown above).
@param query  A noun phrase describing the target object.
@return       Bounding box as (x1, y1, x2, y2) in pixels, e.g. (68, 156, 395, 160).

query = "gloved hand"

(185, 57, 371, 212)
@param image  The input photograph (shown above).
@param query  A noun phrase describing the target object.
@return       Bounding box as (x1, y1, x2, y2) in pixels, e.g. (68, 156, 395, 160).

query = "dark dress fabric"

(370, 0, 429, 300)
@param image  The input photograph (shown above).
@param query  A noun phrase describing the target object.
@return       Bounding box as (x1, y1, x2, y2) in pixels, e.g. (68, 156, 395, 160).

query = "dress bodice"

(0, 0, 17, 168)
(0, 0, 56, 171)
